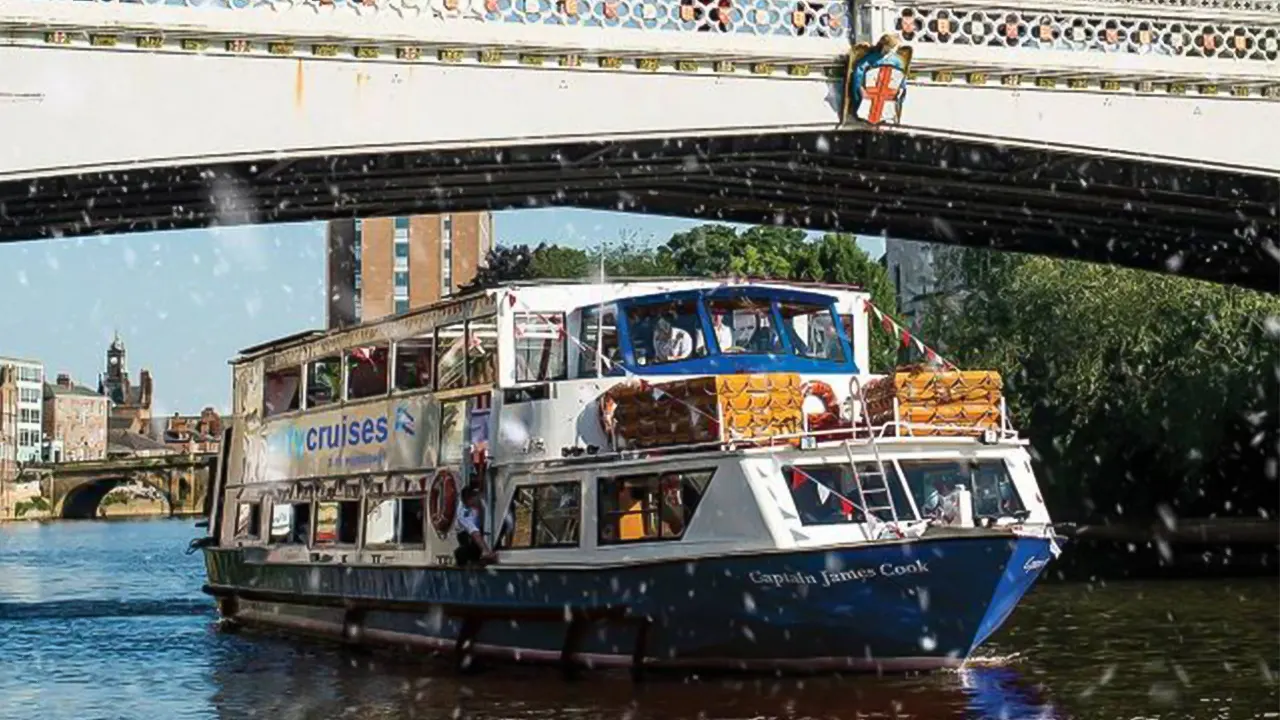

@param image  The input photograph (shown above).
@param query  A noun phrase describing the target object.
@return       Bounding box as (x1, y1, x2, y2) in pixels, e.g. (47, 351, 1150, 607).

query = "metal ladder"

(845, 376, 901, 532)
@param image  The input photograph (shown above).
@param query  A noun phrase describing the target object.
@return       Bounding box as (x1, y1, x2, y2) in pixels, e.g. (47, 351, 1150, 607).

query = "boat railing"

(550, 398, 1018, 469)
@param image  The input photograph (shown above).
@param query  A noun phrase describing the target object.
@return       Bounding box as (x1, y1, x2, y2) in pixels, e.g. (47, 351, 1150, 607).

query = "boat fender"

(801, 381, 840, 430)
(429, 469, 459, 539)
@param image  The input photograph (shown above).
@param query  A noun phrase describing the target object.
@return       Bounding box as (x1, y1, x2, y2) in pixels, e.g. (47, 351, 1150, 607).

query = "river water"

(0, 520, 1275, 720)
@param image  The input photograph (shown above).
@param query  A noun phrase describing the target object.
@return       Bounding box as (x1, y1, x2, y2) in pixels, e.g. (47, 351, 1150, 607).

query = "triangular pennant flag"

(881, 315, 894, 335)
(507, 294, 517, 307)
(789, 469, 805, 491)
(816, 484, 831, 504)
(900, 329, 911, 348)
(840, 497, 854, 516)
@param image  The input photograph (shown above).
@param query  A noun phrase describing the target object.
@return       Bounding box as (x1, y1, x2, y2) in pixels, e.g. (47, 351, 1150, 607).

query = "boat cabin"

(211, 278, 1048, 572)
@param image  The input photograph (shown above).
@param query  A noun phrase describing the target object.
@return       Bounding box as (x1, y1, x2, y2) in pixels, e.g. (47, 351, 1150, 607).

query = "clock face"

(109, 357, 119, 366)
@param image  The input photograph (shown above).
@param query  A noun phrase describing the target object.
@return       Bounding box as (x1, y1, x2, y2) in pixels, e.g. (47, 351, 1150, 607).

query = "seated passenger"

(653, 316, 693, 362)
(711, 313, 734, 351)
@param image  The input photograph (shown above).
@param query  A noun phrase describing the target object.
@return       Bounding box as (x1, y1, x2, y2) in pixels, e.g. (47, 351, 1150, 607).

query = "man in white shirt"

(454, 486, 497, 567)
(653, 316, 693, 362)
(711, 312, 734, 352)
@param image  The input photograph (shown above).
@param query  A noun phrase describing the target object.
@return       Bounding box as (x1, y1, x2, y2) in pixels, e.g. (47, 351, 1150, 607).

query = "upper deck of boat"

(232, 277, 875, 390)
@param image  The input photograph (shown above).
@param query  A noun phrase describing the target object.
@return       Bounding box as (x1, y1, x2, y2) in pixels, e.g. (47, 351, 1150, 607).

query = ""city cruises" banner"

(240, 395, 444, 483)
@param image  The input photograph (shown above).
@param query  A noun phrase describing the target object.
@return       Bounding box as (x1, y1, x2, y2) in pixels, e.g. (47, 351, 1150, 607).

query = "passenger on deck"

(653, 315, 693, 362)
(454, 486, 497, 567)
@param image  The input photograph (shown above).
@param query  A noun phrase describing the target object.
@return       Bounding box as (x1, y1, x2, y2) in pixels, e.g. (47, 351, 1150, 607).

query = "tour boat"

(197, 278, 1062, 675)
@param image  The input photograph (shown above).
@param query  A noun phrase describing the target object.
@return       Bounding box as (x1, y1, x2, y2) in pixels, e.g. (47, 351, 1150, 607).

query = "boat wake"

(954, 652, 1026, 669)
(0, 598, 213, 622)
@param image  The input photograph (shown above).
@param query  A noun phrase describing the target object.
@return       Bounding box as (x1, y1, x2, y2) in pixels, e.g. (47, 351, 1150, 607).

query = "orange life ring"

(802, 381, 840, 431)
(428, 469, 459, 539)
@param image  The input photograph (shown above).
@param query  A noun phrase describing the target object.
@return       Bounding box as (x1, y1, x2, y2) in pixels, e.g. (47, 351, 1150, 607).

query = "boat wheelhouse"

(199, 278, 1061, 675)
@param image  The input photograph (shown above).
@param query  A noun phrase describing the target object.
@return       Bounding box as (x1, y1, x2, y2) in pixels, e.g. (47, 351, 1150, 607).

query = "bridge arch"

(56, 475, 174, 520)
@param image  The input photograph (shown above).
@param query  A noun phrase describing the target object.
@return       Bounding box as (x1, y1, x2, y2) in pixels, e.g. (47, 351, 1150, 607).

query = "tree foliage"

(920, 249, 1280, 522)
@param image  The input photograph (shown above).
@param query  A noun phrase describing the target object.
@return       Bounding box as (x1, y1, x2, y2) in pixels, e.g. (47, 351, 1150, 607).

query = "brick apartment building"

(326, 212, 494, 329)
(43, 374, 110, 463)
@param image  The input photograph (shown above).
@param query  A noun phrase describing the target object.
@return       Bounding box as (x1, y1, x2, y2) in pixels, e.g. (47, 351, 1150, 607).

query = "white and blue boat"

(199, 278, 1062, 675)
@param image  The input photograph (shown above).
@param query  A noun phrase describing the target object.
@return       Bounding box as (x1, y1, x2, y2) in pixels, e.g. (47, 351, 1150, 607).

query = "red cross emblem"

(860, 65, 903, 125)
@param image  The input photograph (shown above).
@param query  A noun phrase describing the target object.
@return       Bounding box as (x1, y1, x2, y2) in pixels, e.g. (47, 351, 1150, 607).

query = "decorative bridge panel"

(893, 3, 1278, 62)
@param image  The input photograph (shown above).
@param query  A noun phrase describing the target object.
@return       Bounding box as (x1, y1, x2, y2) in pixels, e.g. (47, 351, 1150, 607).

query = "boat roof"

(231, 277, 869, 363)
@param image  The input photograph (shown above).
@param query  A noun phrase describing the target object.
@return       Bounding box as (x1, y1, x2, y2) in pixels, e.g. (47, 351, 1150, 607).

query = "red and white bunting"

(860, 298, 956, 370)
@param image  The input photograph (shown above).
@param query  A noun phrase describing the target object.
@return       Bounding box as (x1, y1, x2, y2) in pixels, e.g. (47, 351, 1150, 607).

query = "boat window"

(305, 355, 344, 409)
(504, 482, 581, 549)
(705, 297, 782, 355)
(577, 306, 619, 377)
(783, 464, 914, 525)
(436, 321, 468, 390)
(779, 303, 846, 362)
(393, 333, 434, 393)
(898, 459, 1023, 524)
(626, 300, 704, 366)
(514, 312, 567, 383)
(597, 469, 712, 544)
(314, 500, 361, 545)
(970, 461, 1026, 518)
(466, 316, 498, 386)
(269, 501, 312, 545)
(263, 367, 301, 418)
(234, 502, 261, 539)
(365, 497, 426, 546)
(439, 399, 467, 465)
(347, 344, 390, 400)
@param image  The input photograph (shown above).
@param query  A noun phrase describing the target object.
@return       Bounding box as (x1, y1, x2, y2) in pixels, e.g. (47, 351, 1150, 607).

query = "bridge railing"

(2, 0, 1275, 80)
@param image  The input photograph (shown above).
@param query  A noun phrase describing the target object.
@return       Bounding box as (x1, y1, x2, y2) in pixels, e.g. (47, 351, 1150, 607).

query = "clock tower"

(99, 332, 128, 404)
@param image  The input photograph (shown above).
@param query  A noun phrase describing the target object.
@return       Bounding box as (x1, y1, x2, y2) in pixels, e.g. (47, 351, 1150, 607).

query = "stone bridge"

(28, 454, 217, 520)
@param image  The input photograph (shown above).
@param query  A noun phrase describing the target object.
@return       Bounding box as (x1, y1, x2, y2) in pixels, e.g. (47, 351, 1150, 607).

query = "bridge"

(24, 454, 216, 520)
(0, 0, 1276, 290)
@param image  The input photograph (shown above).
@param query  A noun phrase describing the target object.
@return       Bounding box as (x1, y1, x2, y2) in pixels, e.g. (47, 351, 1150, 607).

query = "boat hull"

(203, 532, 1055, 673)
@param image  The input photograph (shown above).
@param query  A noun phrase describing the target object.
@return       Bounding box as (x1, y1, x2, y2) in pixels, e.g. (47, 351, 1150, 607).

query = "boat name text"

(748, 560, 929, 587)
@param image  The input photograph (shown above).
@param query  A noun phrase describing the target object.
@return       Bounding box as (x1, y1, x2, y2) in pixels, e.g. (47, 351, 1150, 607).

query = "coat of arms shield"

(841, 34, 914, 127)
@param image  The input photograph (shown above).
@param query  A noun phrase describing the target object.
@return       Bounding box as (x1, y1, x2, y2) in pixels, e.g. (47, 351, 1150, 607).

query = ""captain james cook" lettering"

(747, 559, 929, 588)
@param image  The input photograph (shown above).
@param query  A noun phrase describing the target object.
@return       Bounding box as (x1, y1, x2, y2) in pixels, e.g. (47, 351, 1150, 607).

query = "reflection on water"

(0, 520, 1275, 720)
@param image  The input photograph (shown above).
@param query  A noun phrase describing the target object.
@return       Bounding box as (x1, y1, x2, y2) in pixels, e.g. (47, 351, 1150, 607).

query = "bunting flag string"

(860, 298, 957, 371)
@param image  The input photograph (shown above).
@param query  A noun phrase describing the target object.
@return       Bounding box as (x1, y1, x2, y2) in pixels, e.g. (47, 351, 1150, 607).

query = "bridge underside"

(58, 478, 169, 520)
(2, 132, 1275, 292)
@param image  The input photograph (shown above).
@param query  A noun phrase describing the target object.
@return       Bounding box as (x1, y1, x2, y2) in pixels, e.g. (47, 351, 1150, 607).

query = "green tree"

(921, 247, 1280, 522)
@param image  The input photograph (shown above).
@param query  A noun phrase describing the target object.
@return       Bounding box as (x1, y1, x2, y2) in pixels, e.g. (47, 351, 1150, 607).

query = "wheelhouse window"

(306, 355, 343, 409)
(626, 300, 704, 366)
(314, 500, 361, 545)
(347, 344, 390, 400)
(393, 333, 434, 392)
(263, 367, 301, 418)
(705, 297, 781, 355)
(234, 502, 261, 539)
(364, 497, 426, 546)
(598, 470, 712, 544)
(269, 502, 312, 545)
(503, 482, 581, 549)
(577, 306, 619, 377)
(899, 459, 1024, 523)
(436, 322, 468, 390)
(466, 317, 498, 386)
(784, 464, 914, 525)
(779, 303, 846, 362)
(514, 313, 567, 382)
